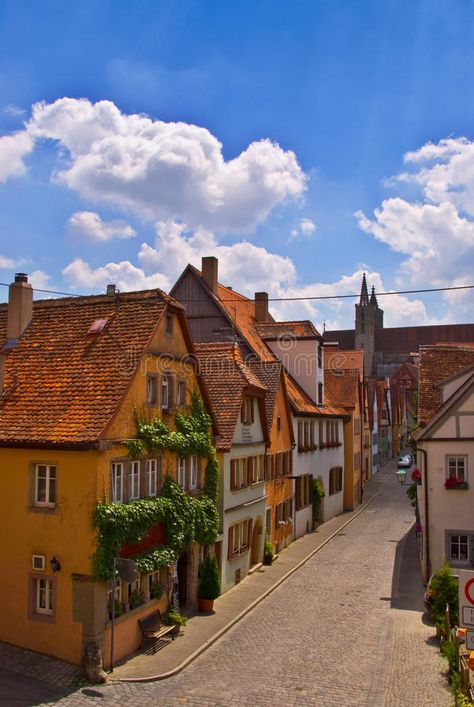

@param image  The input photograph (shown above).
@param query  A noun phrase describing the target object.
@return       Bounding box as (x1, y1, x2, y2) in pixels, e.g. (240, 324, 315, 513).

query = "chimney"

(255, 292, 269, 322)
(202, 257, 218, 294)
(7, 273, 33, 342)
(106, 284, 116, 296)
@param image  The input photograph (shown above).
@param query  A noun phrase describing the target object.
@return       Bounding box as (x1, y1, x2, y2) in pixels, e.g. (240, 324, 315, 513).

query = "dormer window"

(241, 397, 254, 425)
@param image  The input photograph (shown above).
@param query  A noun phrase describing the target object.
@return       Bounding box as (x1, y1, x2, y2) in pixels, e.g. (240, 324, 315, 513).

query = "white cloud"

(0, 130, 33, 183)
(67, 211, 136, 242)
(3, 104, 26, 117)
(29, 270, 52, 291)
(0, 255, 23, 269)
(289, 217, 316, 240)
(8, 97, 307, 233)
(62, 257, 169, 293)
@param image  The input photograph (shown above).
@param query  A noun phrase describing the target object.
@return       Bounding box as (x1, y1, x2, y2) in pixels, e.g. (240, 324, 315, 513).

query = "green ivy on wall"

(92, 394, 220, 581)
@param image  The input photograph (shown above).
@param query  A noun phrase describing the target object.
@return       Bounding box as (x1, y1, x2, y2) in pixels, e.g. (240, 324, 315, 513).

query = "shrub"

(162, 606, 187, 626)
(429, 563, 459, 626)
(198, 554, 221, 600)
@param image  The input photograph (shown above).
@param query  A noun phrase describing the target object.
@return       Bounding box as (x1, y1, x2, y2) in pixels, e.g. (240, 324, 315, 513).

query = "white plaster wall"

(422, 440, 474, 572)
(441, 371, 473, 404)
(266, 339, 322, 403)
(432, 417, 457, 439)
(221, 498, 266, 594)
(233, 406, 264, 445)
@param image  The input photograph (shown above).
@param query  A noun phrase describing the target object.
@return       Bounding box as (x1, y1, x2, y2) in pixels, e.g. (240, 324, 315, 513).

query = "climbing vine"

(92, 394, 220, 581)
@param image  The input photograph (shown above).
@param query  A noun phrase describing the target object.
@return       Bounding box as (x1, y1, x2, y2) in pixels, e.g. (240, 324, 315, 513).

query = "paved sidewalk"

(111, 470, 387, 681)
(0, 471, 387, 693)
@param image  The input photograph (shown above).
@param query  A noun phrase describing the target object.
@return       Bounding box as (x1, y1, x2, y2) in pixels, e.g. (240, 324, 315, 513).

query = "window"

(36, 577, 53, 615)
(177, 458, 186, 488)
(34, 464, 56, 507)
(129, 461, 140, 500)
(146, 374, 158, 406)
(161, 375, 169, 410)
(111, 462, 124, 503)
(329, 467, 343, 495)
(228, 518, 251, 559)
(241, 397, 254, 425)
(354, 418, 361, 435)
(449, 534, 469, 564)
(296, 474, 313, 510)
(317, 345, 322, 369)
(28, 575, 56, 623)
(354, 451, 361, 471)
(230, 458, 248, 490)
(310, 422, 316, 450)
(254, 455, 265, 483)
(189, 455, 198, 490)
(447, 456, 467, 482)
(319, 421, 324, 447)
(166, 314, 173, 335)
(277, 416, 281, 432)
(146, 459, 159, 497)
(177, 380, 186, 407)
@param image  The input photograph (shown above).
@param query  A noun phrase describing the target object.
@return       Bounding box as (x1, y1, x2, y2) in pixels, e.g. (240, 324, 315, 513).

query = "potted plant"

(198, 554, 220, 612)
(263, 534, 274, 565)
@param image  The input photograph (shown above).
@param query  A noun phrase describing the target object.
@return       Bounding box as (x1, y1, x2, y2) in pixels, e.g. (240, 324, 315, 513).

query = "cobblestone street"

(31, 465, 450, 707)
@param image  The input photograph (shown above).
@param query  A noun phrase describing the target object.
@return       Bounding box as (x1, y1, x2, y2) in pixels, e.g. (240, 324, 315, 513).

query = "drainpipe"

(417, 446, 430, 583)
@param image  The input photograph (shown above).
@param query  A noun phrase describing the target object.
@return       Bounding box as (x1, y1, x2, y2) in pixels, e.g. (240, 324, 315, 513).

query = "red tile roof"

(324, 368, 360, 410)
(418, 345, 474, 426)
(194, 342, 267, 451)
(0, 290, 177, 446)
(285, 371, 347, 417)
(247, 360, 282, 431)
(325, 349, 364, 379)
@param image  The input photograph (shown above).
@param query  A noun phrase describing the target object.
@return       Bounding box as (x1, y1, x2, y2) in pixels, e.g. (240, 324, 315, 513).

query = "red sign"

(464, 578, 474, 606)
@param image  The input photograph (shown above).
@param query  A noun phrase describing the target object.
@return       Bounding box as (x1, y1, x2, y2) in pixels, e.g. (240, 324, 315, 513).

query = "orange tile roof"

(0, 290, 175, 446)
(324, 368, 360, 410)
(194, 342, 267, 451)
(324, 348, 364, 380)
(418, 344, 474, 426)
(285, 371, 347, 417)
(256, 320, 321, 340)
(247, 360, 282, 431)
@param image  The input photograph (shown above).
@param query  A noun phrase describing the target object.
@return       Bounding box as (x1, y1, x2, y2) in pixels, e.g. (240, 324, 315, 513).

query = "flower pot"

(263, 552, 273, 566)
(198, 598, 214, 612)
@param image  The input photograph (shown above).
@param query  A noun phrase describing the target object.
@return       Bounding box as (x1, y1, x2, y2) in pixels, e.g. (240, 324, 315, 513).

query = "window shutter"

(230, 460, 236, 490)
(241, 403, 245, 423)
(168, 372, 176, 411)
(250, 399, 255, 424)
(228, 526, 234, 560)
(298, 421, 303, 452)
(247, 519, 253, 548)
(247, 457, 253, 485)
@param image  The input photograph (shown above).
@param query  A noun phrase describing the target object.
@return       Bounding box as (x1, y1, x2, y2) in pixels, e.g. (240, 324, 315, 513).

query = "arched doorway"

(250, 516, 263, 567)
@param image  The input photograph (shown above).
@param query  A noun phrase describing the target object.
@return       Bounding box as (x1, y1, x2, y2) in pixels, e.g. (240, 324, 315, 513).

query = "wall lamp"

(50, 556, 61, 573)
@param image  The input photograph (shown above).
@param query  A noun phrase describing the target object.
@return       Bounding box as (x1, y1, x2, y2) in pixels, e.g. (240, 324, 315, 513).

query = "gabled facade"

(324, 349, 365, 510)
(415, 345, 474, 581)
(194, 343, 269, 593)
(0, 275, 215, 671)
(171, 259, 295, 555)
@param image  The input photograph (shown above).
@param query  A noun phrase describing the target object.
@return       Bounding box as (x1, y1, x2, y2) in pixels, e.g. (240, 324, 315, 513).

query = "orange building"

(0, 274, 215, 673)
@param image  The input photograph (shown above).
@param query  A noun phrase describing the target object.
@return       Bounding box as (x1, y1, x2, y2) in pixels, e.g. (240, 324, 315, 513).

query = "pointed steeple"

(370, 285, 378, 307)
(359, 273, 369, 306)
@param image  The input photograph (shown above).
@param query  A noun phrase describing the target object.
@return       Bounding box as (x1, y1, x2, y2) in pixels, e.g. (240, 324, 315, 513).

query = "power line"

(0, 281, 473, 302)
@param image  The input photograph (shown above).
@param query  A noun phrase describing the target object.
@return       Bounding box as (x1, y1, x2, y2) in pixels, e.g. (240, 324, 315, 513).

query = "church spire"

(370, 285, 378, 307)
(359, 273, 369, 306)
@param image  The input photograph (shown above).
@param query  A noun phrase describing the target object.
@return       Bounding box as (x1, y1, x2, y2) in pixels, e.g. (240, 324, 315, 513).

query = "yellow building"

(0, 275, 216, 674)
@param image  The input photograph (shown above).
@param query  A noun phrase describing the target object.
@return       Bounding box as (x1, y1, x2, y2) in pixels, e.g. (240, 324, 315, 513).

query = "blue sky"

(0, 0, 474, 329)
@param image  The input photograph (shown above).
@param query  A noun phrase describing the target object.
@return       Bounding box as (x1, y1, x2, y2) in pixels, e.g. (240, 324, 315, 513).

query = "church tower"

(355, 275, 384, 376)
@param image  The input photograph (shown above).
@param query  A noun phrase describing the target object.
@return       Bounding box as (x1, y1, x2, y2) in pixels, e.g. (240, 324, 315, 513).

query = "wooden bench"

(138, 610, 179, 654)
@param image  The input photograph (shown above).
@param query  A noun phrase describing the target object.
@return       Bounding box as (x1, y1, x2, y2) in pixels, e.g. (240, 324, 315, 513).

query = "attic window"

(88, 318, 108, 335)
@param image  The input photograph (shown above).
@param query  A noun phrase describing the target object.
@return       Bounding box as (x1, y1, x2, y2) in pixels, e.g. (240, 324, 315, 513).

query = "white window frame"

(34, 464, 56, 507)
(36, 577, 53, 615)
(146, 374, 158, 406)
(446, 455, 467, 482)
(177, 458, 186, 488)
(449, 533, 470, 564)
(177, 380, 186, 406)
(147, 459, 158, 497)
(129, 461, 140, 500)
(111, 462, 124, 503)
(189, 455, 198, 490)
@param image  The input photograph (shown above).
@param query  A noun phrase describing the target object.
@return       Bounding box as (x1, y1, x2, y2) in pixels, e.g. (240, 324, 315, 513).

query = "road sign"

(458, 570, 474, 628)
(467, 630, 474, 651)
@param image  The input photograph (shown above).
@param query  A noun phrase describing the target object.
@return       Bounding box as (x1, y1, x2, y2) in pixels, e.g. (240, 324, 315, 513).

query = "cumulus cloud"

(2, 97, 306, 233)
(0, 130, 34, 183)
(356, 136, 474, 299)
(29, 270, 52, 291)
(0, 255, 24, 269)
(62, 257, 169, 293)
(289, 217, 316, 240)
(67, 211, 136, 242)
